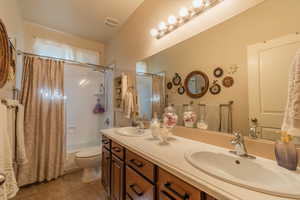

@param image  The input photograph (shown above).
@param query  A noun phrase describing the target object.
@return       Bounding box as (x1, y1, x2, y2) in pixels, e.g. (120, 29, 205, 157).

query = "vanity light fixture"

(150, 0, 223, 39)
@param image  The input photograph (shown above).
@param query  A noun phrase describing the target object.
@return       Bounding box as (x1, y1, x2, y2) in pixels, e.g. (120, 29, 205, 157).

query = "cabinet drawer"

(126, 166, 154, 200)
(158, 168, 201, 200)
(126, 150, 155, 183)
(102, 135, 111, 150)
(112, 141, 125, 160)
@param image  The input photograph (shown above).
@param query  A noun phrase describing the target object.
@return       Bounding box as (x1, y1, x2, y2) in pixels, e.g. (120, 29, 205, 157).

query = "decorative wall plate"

(210, 80, 221, 95)
(178, 85, 185, 95)
(213, 67, 224, 78)
(0, 19, 10, 88)
(222, 76, 234, 88)
(167, 81, 173, 90)
(172, 73, 182, 86)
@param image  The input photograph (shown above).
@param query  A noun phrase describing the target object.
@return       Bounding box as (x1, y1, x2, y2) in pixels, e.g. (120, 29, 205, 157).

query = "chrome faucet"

(249, 118, 259, 139)
(230, 132, 256, 159)
(132, 118, 145, 133)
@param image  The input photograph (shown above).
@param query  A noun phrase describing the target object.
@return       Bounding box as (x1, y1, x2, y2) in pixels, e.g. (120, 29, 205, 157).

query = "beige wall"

(0, 0, 24, 98)
(105, 0, 264, 70)
(144, 0, 300, 134)
(23, 22, 105, 65)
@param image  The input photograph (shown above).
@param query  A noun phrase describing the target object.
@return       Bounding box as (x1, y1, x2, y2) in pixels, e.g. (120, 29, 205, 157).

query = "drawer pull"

(129, 159, 144, 168)
(164, 182, 189, 200)
(126, 193, 134, 200)
(102, 140, 109, 145)
(129, 184, 144, 196)
(160, 190, 176, 200)
(112, 147, 122, 152)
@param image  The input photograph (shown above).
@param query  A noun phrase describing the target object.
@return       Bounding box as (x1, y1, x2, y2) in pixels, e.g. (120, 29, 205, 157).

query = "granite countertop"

(100, 128, 295, 200)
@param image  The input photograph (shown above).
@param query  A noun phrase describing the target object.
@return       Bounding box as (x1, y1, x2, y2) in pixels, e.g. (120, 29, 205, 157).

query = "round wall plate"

(213, 67, 224, 78)
(210, 83, 221, 95)
(178, 86, 185, 95)
(223, 76, 234, 88)
(167, 82, 173, 90)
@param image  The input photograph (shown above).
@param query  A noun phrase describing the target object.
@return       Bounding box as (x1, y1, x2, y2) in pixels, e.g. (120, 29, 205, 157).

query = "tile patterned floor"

(11, 171, 106, 200)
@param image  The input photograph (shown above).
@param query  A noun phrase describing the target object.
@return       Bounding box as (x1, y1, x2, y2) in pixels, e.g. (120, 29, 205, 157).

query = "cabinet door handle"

(126, 193, 134, 200)
(160, 190, 176, 200)
(102, 140, 109, 145)
(112, 147, 122, 152)
(164, 182, 189, 200)
(129, 184, 144, 196)
(129, 159, 144, 168)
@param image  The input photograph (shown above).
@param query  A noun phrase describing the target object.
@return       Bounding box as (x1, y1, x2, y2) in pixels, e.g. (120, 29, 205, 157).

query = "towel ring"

(0, 173, 6, 186)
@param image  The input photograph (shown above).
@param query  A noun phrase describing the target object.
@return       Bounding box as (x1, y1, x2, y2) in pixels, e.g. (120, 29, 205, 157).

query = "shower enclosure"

(64, 64, 113, 171)
(136, 72, 166, 120)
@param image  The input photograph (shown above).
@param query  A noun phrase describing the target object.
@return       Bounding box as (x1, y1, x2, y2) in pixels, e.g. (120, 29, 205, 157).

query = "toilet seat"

(76, 147, 101, 158)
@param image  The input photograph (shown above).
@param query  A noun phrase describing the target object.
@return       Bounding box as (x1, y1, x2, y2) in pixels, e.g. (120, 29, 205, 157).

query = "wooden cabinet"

(125, 166, 155, 200)
(102, 137, 218, 200)
(112, 141, 125, 160)
(111, 155, 125, 200)
(102, 147, 111, 195)
(126, 150, 156, 183)
(158, 168, 201, 200)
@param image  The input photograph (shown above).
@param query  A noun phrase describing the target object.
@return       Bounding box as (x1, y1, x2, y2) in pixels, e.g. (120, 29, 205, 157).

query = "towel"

(5, 99, 27, 166)
(0, 104, 19, 200)
(123, 91, 134, 119)
(282, 50, 300, 136)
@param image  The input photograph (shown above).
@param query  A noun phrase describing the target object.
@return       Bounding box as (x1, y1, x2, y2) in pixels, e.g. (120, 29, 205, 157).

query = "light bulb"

(193, 0, 203, 8)
(150, 28, 158, 37)
(168, 15, 177, 25)
(158, 21, 167, 30)
(179, 7, 189, 17)
(205, 0, 211, 7)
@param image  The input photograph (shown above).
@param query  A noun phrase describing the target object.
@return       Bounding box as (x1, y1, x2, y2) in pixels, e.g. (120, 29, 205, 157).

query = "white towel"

(0, 105, 19, 200)
(282, 50, 300, 136)
(123, 91, 134, 119)
(4, 99, 27, 166)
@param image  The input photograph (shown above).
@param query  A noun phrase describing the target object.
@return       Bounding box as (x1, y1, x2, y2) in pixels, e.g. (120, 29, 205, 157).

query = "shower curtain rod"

(16, 50, 113, 71)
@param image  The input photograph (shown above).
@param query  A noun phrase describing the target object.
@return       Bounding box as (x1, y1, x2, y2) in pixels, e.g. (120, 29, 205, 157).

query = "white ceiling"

(18, 0, 144, 43)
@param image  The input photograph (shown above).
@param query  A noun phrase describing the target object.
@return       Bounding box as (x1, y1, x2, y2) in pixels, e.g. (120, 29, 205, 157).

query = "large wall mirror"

(136, 0, 300, 142)
(0, 19, 10, 88)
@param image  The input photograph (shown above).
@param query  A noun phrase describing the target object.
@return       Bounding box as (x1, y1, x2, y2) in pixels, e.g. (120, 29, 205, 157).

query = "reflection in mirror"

(137, 0, 300, 142)
(185, 71, 209, 99)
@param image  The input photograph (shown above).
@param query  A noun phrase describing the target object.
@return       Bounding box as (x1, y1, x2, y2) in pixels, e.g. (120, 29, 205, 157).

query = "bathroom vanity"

(100, 128, 300, 200)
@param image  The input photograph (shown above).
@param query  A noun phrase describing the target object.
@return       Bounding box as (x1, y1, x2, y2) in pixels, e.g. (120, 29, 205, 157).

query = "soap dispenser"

(150, 112, 160, 139)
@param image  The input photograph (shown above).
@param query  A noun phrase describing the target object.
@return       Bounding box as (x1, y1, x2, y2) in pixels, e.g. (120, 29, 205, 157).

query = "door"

(102, 147, 111, 195)
(111, 155, 125, 200)
(248, 34, 300, 140)
(125, 166, 154, 200)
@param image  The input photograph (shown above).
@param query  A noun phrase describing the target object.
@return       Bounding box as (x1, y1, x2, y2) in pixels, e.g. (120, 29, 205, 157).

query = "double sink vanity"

(100, 127, 300, 200)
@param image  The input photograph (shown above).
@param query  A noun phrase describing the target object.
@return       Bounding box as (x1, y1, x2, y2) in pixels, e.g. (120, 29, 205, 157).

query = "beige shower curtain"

(18, 56, 65, 186)
(152, 75, 165, 117)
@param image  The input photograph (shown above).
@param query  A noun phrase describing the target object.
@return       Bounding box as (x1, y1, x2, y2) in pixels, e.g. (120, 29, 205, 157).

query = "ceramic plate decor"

(172, 73, 182, 86)
(0, 19, 10, 88)
(210, 82, 221, 95)
(223, 76, 234, 88)
(167, 81, 173, 90)
(213, 67, 224, 78)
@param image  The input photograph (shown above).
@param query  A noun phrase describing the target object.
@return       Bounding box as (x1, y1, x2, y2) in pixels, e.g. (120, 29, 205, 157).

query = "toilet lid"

(76, 147, 101, 158)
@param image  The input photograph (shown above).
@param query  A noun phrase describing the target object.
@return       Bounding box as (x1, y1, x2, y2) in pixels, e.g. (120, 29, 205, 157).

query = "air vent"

(104, 17, 120, 28)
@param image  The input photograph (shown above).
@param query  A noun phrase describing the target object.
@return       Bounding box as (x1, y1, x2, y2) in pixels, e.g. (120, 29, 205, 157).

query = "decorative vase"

(162, 104, 178, 137)
(275, 141, 298, 171)
(183, 104, 197, 128)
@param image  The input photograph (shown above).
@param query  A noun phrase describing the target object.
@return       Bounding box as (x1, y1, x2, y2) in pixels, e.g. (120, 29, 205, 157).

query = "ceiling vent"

(104, 17, 120, 28)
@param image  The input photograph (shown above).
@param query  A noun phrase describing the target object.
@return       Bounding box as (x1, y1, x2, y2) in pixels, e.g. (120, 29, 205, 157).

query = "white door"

(248, 34, 300, 140)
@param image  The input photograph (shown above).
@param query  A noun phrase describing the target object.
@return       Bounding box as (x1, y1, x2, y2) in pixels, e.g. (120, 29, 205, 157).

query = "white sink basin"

(116, 127, 150, 137)
(185, 150, 300, 199)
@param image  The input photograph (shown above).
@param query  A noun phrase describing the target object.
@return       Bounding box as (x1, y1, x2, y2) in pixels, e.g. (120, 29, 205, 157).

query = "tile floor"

(11, 171, 106, 200)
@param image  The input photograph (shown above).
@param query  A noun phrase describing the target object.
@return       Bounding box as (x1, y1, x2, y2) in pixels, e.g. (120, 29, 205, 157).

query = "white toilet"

(75, 147, 102, 183)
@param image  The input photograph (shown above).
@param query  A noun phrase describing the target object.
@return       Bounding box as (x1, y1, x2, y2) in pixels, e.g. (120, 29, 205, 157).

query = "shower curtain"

(18, 56, 65, 186)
